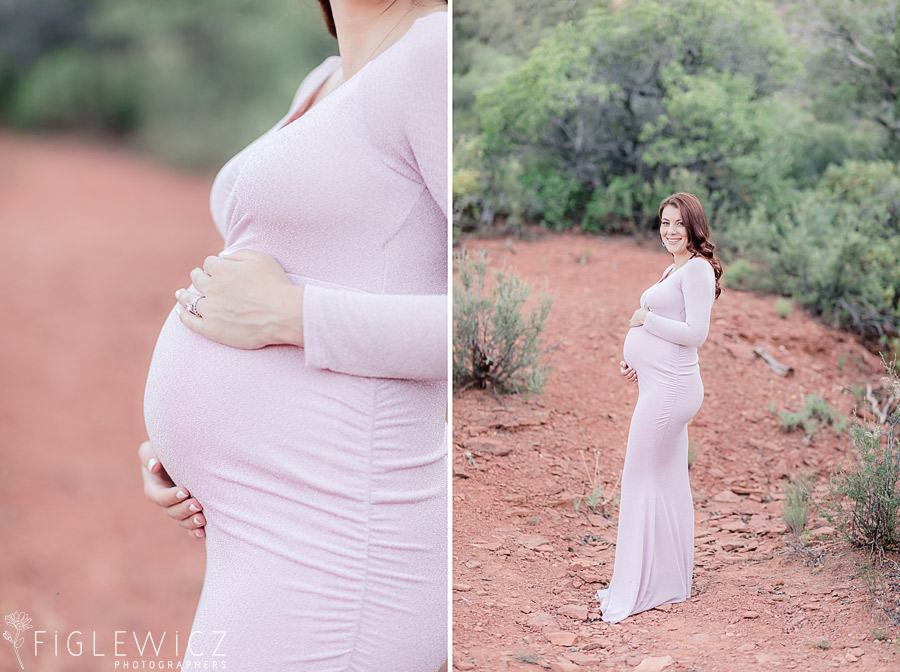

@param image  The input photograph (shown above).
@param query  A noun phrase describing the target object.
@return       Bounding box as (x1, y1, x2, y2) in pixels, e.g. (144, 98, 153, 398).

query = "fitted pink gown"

(596, 256, 715, 623)
(143, 13, 447, 670)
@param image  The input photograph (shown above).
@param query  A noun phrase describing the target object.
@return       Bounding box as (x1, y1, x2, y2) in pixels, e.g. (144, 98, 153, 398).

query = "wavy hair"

(658, 192, 722, 300)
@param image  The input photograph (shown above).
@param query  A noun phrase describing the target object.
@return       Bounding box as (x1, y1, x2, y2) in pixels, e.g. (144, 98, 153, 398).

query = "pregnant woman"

(596, 192, 721, 623)
(139, 1, 448, 669)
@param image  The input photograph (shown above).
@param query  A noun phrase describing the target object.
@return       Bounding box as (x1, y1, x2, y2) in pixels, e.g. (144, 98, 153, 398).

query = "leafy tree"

(812, 0, 900, 155)
(474, 0, 802, 230)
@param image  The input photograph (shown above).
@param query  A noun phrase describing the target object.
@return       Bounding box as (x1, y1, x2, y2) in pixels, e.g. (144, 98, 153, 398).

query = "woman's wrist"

(269, 284, 305, 347)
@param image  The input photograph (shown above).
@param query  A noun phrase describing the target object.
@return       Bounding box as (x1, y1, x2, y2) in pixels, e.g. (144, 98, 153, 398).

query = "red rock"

(634, 655, 676, 672)
(809, 526, 837, 536)
(465, 439, 511, 457)
(453, 660, 475, 671)
(719, 519, 748, 532)
(534, 544, 555, 552)
(453, 583, 472, 592)
(557, 604, 588, 621)
(588, 514, 612, 527)
(743, 611, 760, 619)
(712, 489, 742, 503)
(519, 534, 551, 549)
(566, 651, 604, 665)
(526, 611, 560, 631)
(548, 660, 580, 672)
(546, 631, 578, 646)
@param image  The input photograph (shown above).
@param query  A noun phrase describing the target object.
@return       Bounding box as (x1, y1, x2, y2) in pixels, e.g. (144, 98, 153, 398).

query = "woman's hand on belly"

(619, 360, 638, 384)
(138, 440, 207, 539)
(629, 307, 649, 328)
(175, 249, 305, 350)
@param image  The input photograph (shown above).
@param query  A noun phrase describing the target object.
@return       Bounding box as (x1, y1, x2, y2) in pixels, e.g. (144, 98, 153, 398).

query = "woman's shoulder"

(684, 256, 716, 281)
(380, 10, 447, 76)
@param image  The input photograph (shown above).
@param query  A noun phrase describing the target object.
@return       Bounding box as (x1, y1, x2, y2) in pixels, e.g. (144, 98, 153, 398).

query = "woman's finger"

(189, 267, 211, 294)
(189, 528, 206, 539)
(202, 255, 223, 275)
(165, 497, 204, 522)
(175, 288, 202, 308)
(143, 476, 190, 507)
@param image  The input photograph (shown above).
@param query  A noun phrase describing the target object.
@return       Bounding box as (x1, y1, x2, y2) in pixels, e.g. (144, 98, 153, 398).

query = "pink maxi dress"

(143, 13, 447, 670)
(596, 256, 715, 623)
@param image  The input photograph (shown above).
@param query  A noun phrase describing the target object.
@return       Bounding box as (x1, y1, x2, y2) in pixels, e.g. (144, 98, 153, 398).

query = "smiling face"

(660, 204, 690, 258)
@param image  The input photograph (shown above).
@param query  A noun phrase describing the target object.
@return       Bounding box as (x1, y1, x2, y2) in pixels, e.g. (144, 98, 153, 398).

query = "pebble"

(743, 611, 760, 619)
(453, 583, 472, 592)
(454, 660, 475, 671)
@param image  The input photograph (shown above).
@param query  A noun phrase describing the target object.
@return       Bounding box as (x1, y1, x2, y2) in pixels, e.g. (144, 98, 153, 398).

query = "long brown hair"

(316, 1, 448, 39)
(658, 192, 722, 300)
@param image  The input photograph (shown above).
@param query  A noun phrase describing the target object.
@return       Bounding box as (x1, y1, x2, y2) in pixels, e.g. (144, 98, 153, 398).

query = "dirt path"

(0, 132, 220, 670)
(452, 234, 899, 672)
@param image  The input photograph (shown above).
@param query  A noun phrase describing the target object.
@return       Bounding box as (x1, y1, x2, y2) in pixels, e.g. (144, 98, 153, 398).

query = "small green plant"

(775, 297, 793, 319)
(574, 450, 617, 516)
(766, 400, 778, 415)
(527, 515, 539, 526)
(783, 473, 815, 537)
(453, 249, 554, 394)
(872, 627, 889, 641)
(825, 359, 900, 556)
(839, 354, 846, 371)
(515, 651, 540, 664)
(814, 639, 831, 650)
(688, 441, 701, 469)
(778, 394, 845, 443)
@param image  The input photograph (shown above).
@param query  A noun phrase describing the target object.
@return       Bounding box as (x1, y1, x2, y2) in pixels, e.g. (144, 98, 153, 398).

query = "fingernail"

(175, 289, 182, 300)
(147, 458, 158, 472)
(193, 516, 203, 525)
(194, 529, 205, 538)
(189, 504, 200, 512)
(176, 490, 188, 500)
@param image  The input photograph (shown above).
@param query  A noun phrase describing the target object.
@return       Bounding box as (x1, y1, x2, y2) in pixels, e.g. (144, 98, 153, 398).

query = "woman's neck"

(672, 250, 692, 270)
(330, 0, 440, 80)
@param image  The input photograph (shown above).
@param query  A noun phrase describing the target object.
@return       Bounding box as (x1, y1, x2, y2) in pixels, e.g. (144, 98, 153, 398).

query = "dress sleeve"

(300, 14, 449, 382)
(642, 259, 715, 348)
(303, 287, 447, 380)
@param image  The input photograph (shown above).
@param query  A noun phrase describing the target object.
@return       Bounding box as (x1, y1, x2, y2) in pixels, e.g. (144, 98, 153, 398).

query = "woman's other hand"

(138, 440, 206, 539)
(175, 249, 305, 349)
(619, 360, 638, 384)
(629, 307, 649, 328)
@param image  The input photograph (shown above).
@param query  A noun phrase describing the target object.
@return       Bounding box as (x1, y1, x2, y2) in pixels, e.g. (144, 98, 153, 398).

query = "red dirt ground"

(0, 132, 219, 670)
(452, 234, 900, 672)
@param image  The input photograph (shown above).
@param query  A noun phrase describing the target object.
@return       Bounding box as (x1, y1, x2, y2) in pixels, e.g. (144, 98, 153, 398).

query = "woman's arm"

(641, 259, 715, 347)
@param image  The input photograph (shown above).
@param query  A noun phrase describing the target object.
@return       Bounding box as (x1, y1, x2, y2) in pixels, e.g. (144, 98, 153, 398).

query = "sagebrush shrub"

(826, 360, 900, 555)
(453, 249, 553, 394)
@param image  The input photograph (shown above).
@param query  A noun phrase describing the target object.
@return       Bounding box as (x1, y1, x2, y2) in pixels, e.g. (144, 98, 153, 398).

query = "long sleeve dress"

(596, 256, 715, 623)
(143, 12, 447, 670)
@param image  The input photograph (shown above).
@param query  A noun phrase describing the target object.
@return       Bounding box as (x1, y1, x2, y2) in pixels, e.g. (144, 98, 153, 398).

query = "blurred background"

(0, 0, 335, 668)
(453, 0, 900, 359)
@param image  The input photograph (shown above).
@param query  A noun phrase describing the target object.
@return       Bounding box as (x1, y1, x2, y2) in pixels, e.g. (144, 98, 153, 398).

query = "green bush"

(778, 393, 844, 444)
(725, 162, 900, 357)
(825, 360, 900, 555)
(453, 249, 553, 394)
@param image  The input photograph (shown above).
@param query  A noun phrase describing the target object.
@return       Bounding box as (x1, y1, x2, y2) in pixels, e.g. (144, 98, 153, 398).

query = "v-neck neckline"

(276, 10, 446, 132)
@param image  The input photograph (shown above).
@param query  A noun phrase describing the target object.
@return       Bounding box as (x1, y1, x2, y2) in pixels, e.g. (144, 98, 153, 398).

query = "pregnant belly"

(143, 307, 445, 509)
(623, 326, 699, 375)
